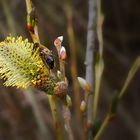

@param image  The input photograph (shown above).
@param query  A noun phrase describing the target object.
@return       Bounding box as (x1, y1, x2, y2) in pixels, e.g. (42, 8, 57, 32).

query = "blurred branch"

(24, 89, 50, 140)
(48, 95, 64, 140)
(1, 0, 16, 35)
(94, 92, 118, 140)
(101, 79, 138, 137)
(93, 0, 104, 122)
(94, 56, 140, 139)
(62, 105, 74, 140)
(94, 114, 109, 140)
(25, 0, 40, 43)
(118, 105, 138, 134)
(85, 0, 96, 138)
(119, 56, 140, 98)
(64, 1, 81, 122)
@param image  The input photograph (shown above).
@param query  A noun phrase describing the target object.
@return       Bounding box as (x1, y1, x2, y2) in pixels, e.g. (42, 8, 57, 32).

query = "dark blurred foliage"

(0, 0, 140, 140)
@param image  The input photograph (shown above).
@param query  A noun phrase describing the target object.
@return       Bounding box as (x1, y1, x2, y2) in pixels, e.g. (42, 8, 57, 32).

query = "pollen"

(0, 36, 50, 89)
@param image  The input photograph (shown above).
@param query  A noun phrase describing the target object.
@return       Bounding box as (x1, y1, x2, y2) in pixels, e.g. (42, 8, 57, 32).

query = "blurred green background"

(0, 0, 140, 140)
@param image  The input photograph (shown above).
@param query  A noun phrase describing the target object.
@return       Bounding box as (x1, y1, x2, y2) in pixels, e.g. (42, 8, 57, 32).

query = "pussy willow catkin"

(0, 36, 51, 89)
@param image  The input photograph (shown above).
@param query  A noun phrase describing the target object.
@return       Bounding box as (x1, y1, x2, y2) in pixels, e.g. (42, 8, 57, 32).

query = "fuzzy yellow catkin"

(0, 36, 50, 89)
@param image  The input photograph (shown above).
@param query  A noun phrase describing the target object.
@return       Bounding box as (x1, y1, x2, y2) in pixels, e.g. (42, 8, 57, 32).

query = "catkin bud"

(57, 70, 62, 79)
(54, 36, 63, 49)
(59, 46, 67, 60)
(80, 100, 86, 113)
(77, 77, 91, 92)
(58, 36, 63, 42)
(66, 95, 72, 107)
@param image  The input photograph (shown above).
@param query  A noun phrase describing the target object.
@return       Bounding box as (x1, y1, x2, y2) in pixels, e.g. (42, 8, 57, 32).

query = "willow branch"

(64, 1, 81, 120)
(54, 37, 74, 140)
(85, 0, 96, 137)
(25, 1, 65, 139)
(25, 0, 40, 43)
(119, 56, 140, 98)
(94, 56, 140, 139)
(94, 114, 110, 140)
(93, 0, 104, 122)
(48, 95, 64, 140)
(62, 105, 74, 140)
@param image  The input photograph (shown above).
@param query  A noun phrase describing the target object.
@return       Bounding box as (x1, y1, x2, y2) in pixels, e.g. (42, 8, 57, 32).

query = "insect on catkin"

(0, 36, 55, 91)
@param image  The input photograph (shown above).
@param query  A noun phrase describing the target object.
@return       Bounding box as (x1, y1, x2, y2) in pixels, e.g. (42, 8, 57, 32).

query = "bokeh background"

(0, 0, 140, 140)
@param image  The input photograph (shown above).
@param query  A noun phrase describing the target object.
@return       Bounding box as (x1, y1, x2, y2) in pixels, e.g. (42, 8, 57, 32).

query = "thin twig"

(93, 0, 104, 122)
(85, 0, 96, 138)
(24, 89, 50, 140)
(25, 0, 40, 43)
(54, 36, 74, 140)
(94, 114, 110, 140)
(62, 105, 74, 140)
(48, 95, 64, 140)
(119, 56, 140, 98)
(94, 56, 140, 139)
(25, 0, 32, 13)
(64, 2, 81, 120)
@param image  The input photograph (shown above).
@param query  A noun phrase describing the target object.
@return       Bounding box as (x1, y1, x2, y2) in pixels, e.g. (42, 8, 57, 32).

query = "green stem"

(25, 0, 40, 43)
(119, 56, 140, 98)
(48, 95, 64, 140)
(25, 0, 32, 14)
(93, 59, 104, 121)
(94, 57, 140, 139)
(94, 114, 110, 140)
(93, 0, 104, 122)
(64, 2, 81, 120)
